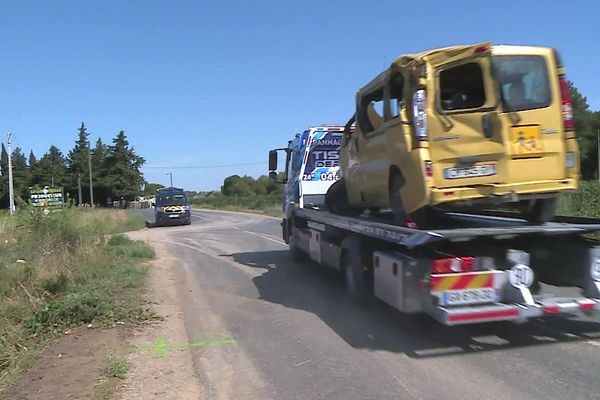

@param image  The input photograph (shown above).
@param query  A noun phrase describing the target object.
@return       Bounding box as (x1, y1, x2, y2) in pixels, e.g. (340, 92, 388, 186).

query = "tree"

(66, 122, 91, 202)
(103, 130, 145, 200)
(11, 147, 30, 201)
(222, 175, 242, 196)
(142, 183, 165, 196)
(31, 145, 67, 188)
(569, 82, 600, 180)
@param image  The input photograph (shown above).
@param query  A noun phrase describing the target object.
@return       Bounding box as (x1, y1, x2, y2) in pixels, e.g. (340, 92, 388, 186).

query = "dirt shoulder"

(0, 228, 203, 400)
(118, 229, 203, 400)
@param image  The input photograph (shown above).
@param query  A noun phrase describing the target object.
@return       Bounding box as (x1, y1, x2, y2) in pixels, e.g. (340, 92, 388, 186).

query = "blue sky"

(1, 0, 599, 191)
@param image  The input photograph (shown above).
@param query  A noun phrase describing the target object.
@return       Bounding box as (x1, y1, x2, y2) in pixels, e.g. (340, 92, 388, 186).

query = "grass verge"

(0, 207, 152, 389)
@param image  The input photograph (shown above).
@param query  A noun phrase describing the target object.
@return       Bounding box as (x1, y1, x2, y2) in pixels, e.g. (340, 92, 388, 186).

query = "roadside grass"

(105, 350, 128, 379)
(0, 207, 152, 389)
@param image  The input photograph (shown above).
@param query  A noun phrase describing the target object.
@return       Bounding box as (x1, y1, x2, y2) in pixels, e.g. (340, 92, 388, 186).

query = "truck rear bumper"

(430, 178, 577, 206)
(432, 297, 600, 326)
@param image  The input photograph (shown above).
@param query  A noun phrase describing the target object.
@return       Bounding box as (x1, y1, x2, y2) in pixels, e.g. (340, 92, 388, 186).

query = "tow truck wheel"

(521, 197, 558, 224)
(341, 237, 369, 300)
(288, 221, 304, 262)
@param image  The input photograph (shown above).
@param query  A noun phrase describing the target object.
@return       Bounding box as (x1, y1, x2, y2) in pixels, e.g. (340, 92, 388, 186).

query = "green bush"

(558, 181, 600, 217)
(41, 273, 70, 295)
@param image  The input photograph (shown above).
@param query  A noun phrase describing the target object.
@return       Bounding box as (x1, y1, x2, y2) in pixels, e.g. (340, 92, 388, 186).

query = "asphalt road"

(142, 208, 600, 400)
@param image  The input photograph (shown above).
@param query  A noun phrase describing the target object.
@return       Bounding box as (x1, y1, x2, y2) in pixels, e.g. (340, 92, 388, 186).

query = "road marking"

(242, 230, 286, 246)
(191, 213, 210, 221)
(135, 333, 237, 357)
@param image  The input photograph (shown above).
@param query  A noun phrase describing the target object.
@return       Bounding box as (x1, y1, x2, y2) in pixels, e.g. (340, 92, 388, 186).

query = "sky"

(1, 0, 599, 191)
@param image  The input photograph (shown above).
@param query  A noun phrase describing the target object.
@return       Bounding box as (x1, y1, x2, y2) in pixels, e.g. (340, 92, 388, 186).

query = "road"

(141, 208, 600, 400)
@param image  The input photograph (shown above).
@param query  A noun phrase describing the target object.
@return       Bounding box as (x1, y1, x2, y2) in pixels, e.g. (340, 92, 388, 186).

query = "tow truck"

(269, 148, 600, 326)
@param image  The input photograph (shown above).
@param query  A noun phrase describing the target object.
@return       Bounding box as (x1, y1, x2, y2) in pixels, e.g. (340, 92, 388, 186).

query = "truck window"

(493, 55, 551, 112)
(440, 62, 486, 111)
(157, 193, 187, 206)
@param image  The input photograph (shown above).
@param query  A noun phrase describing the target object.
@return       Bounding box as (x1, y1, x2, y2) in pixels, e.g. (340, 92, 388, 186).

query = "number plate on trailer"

(443, 164, 496, 179)
(440, 288, 496, 306)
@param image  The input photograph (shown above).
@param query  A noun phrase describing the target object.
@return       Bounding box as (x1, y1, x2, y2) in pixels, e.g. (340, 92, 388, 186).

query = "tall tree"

(66, 122, 91, 202)
(103, 130, 145, 200)
(31, 145, 67, 188)
(28, 150, 37, 169)
(11, 147, 30, 201)
(569, 82, 600, 180)
(0, 144, 7, 207)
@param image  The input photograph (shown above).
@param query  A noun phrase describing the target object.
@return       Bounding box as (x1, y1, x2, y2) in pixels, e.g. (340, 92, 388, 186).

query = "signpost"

(29, 186, 64, 210)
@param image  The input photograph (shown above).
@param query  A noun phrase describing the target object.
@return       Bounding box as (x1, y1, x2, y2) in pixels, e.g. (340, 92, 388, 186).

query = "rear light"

(559, 76, 574, 132)
(412, 89, 428, 140)
(431, 257, 474, 274)
(424, 161, 433, 177)
(544, 305, 560, 314)
(474, 45, 489, 54)
(579, 300, 596, 311)
(566, 152, 577, 169)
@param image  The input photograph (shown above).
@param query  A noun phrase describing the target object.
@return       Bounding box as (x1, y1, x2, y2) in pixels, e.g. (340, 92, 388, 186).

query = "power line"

(141, 161, 264, 169)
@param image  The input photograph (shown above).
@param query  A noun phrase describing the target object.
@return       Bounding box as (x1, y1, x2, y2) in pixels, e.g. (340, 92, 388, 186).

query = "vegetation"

(0, 208, 152, 388)
(105, 350, 128, 380)
(558, 181, 600, 218)
(192, 174, 283, 216)
(0, 123, 146, 208)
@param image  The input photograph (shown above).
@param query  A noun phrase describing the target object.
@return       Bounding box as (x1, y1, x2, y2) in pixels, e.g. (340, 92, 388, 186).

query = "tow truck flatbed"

(295, 208, 600, 249)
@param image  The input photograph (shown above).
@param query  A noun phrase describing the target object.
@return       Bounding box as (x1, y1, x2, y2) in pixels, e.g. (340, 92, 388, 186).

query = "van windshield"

(302, 133, 342, 181)
(157, 193, 187, 206)
(493, 55, 551, 112)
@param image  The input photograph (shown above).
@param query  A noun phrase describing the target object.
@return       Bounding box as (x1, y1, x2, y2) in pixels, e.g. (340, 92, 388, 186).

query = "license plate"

(444, 164, 496, 179)
(511, 125, 543, 156)
(440, 288, 496, 306)
(168, 214, 181, 218)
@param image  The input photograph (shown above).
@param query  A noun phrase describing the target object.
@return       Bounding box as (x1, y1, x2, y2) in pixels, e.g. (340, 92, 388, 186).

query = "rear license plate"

(443, 164, 496, 179)
(440, 288, 496, 306)
(511, 125, 543, 156)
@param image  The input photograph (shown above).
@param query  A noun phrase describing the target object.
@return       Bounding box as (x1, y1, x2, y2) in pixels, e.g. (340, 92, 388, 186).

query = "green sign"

(29, 186, 64, 208)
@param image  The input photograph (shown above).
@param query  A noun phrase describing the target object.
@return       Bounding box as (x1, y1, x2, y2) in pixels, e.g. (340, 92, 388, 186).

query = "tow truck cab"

(268, 125, 344, 243)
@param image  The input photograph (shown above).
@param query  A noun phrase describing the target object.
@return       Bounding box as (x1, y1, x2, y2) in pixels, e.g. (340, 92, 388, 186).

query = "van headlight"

(566, 152, 577, 169)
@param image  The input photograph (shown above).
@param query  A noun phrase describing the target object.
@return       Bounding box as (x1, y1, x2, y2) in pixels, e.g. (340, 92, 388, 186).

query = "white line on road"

(242, 230, 286, 246)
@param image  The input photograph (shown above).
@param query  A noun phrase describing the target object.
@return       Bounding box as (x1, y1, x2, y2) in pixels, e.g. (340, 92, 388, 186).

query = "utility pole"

(77, 173, 82, 206)
(166, 172, 173, 187)
(6, 132, 15, 214)
(87, 142, 94, 208)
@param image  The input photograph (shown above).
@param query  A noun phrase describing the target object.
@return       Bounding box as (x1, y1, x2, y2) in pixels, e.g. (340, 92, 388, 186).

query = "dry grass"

(0, 207, 151, 389)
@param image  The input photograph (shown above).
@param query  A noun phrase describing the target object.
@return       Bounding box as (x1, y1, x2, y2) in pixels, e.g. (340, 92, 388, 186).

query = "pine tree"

(104, 130, 145, 200)
(31, 145, 67, 188)
(66, 122, 91, 202)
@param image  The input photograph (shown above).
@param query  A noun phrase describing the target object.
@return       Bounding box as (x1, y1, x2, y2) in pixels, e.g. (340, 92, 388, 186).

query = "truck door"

(426, 43, 507, 189)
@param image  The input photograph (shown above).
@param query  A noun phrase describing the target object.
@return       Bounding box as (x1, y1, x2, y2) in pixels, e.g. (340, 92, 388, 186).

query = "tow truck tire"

(288, 222, 304, 262)
(522, 197, 558, 224)
(341, 236, 369, 300)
